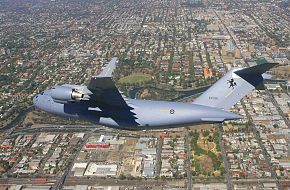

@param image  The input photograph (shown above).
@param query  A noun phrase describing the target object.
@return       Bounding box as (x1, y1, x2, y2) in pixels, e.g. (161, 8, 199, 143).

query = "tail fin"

(193, 62, 278, 110)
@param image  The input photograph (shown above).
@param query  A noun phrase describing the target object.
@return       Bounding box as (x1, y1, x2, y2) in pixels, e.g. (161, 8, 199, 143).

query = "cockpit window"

(40, 91, 44, 95)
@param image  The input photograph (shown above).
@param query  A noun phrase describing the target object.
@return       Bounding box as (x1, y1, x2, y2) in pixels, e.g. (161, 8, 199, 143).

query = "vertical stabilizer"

(193, 63, 278, 110)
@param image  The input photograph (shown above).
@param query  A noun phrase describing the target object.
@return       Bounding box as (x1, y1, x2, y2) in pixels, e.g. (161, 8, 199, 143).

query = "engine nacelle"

(49, 86, 89, 103)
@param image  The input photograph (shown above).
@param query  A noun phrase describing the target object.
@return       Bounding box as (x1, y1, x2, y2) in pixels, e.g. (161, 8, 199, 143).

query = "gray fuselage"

(33, 92, 240, 130)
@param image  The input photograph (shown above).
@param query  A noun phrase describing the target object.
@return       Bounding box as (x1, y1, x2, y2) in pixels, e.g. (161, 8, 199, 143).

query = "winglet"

(94, 57, 118, 78)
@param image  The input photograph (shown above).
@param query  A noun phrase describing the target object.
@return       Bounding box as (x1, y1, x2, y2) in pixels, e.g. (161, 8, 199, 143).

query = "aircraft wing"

(96, 57, 118, 78)
(88, 57, 129, 108)
(87, 58, 139, 125)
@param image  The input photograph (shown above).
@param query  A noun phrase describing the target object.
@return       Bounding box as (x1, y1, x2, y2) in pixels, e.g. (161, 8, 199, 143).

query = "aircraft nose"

(33, 95, 39, 107)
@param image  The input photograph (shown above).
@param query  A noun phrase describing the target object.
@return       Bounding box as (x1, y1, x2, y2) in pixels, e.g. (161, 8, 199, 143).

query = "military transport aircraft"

(33, 58, 277, 130)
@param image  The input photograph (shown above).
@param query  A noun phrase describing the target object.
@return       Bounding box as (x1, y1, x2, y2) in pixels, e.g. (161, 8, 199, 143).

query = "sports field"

(118, 73, 152, 85)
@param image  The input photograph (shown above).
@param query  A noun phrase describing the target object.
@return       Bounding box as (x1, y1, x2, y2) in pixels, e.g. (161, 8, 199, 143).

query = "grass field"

(118, 73, 152, 85)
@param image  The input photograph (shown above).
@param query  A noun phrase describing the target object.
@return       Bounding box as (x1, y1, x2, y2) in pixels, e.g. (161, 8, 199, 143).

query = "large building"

(84, 163, 118, 177)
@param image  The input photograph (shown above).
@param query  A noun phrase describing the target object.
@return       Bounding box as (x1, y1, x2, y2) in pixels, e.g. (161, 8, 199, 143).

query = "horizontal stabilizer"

(234, 62, 278, 76)
(201, 112, 242, 122)
(201, 118, 225, 122)
(234, 63, 278, 87)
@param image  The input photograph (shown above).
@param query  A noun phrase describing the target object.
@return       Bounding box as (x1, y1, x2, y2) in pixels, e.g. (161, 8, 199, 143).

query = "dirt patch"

(107, 151, 122, 163)
(140, 89, 152, 99)
(199, 155, 214, 172)
(22, 111, 41, 126)
(272, 66, 290, 80)
(189, 124, 214, 131)
(122, 138, 138, 152)
(120, 157, 135, 176)
(223, 124, 239, 132)
(197, 132, 217, 152)
(199, 141, 215, 151)
(90, 151, 108, 162)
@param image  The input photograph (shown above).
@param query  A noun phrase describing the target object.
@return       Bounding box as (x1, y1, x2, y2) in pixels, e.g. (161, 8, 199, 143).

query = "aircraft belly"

(130, 99, 241, 129)
(133, 103, 201, 127)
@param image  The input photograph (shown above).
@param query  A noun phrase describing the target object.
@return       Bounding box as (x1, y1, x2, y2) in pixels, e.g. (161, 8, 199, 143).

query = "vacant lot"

(191, 131, 222, 177)
(199, 155, 214, 172)
(272, 66, 290, 79)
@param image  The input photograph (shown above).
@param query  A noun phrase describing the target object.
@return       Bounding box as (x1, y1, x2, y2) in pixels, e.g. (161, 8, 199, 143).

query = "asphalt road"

(241, 99, 282, 190)
(64, 177, 168, 186)
(156, 136, 163, 177)
(54, 133, 90, 190)
(185, 128, 192, 190)
(265, 89, 290, 127)
(216, 124, 233, 190)
(0, 178, 56, 185)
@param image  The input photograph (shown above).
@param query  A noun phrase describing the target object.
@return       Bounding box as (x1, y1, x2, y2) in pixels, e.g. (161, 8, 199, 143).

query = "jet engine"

(49, 85, 91, 104)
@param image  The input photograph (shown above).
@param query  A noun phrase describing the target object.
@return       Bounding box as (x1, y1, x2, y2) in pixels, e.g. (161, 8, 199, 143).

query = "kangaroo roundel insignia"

(227, 78, 237, 89)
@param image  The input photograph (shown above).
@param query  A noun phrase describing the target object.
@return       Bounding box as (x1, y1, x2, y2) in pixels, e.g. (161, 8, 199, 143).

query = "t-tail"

(193, 62, 278, 110)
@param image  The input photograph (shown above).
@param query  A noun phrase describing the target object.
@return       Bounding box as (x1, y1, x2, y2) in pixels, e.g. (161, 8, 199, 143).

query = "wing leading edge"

(94, 57, 117, 78)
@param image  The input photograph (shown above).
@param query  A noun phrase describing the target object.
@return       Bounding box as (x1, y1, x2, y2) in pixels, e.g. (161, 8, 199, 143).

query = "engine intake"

(71, 90, 84, 100)
(49, 86, 89, 103)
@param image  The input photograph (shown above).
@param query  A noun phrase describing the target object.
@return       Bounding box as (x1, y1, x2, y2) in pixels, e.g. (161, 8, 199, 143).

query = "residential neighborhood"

(0, 0, 289, 189)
